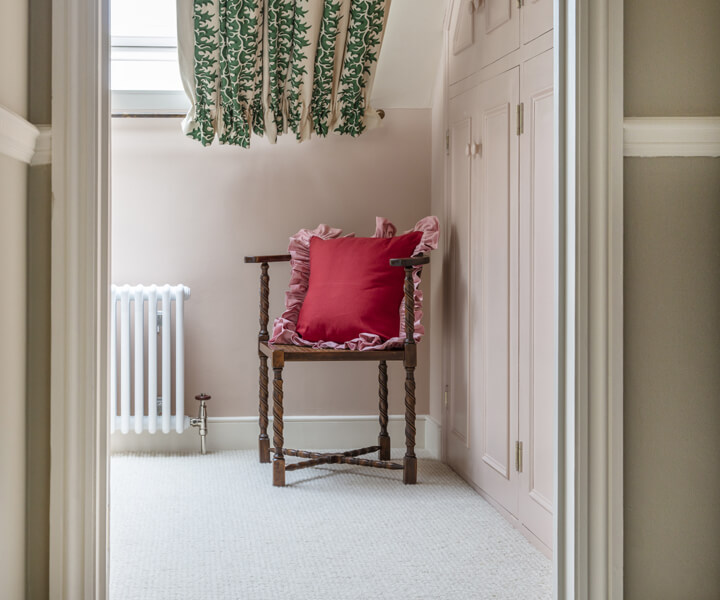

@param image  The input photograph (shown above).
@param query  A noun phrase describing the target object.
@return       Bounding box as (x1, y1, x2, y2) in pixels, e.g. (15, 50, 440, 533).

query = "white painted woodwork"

(518, 48, 554, 549)
(50, 0, 110, 595)
(449, 0, 480, 84)
(451, 0, 631, 587)
(110, 414, 438, 455)
(31, 126, 52, 165)
(555, 0, 625, 594)
(470, 67, 520, 514)
(477, 0, 520, 69)
(623, 117, 720, 157)
(520, 0, 553, 45)
(446, 87, 474, 479)
(449, 0, 520, 85)
(0, 103, 40, 164)
(446, 67, 522, 513)
(452, 0, 475, 57)
(444, 0, 555, 555)
(449, 28, 552, 101)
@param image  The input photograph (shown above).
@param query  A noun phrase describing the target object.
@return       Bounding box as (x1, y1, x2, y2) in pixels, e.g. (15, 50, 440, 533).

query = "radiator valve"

(191, 393, 210, 454)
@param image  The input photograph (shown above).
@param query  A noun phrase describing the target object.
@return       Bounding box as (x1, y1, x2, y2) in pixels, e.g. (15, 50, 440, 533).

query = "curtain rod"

(111, 109, 386, 119)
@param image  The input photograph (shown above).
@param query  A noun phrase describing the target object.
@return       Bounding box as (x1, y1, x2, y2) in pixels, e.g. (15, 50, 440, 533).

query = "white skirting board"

(423, 414, 442, 459)
(110, 414, 442, 459)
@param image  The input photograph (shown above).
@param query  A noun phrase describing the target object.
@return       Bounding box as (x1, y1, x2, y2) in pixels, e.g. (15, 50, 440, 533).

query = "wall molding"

(110, 414, 441, 459)
(32, 126, 53, 166)
(624, 117, 720, 157)
(0, 104, 40, 164)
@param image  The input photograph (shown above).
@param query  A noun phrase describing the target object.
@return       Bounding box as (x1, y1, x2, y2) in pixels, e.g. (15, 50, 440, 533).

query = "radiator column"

(147, 285, 158, 434)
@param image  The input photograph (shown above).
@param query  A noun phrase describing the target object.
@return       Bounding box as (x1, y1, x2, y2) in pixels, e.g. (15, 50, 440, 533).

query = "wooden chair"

(244, 253, 430, 486)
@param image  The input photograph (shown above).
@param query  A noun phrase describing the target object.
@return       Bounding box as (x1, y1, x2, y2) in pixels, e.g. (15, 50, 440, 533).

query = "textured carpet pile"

(110, 450, 551, 599)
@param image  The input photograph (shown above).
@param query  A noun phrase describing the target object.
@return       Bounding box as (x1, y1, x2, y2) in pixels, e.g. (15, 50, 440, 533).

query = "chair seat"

(259, 341, 405, 362)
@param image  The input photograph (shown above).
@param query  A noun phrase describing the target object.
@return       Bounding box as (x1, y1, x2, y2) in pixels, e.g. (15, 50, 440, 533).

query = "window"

(111, 0, 190, 114)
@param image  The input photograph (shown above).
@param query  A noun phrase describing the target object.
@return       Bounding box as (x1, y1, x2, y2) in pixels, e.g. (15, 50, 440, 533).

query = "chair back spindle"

(403, 266, 415, 345)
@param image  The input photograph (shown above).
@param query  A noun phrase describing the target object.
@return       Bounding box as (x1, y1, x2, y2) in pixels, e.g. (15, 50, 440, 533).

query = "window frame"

(110, 28, 188, 115)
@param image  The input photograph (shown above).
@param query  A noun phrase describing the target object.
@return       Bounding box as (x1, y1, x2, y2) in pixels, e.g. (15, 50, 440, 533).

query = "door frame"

(554, 0, 624, 597)
(49, 0, 110, 597)
(48, 0, 623, 598)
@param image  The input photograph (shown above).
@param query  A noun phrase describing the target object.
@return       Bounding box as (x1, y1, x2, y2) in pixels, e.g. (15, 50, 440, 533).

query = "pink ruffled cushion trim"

(270, 216, 440, 351)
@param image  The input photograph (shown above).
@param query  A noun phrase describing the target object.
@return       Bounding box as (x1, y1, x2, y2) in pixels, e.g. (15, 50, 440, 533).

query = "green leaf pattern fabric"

(217, 0, 264, 146)
(180, 0, 391, 147)
(188, 0, 221, 146)
(336, 0, 387, 136)
(310, 0, 343, 136)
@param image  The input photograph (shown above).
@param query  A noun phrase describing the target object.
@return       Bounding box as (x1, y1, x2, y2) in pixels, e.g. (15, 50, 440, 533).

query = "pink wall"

(111, 109, 433, 418)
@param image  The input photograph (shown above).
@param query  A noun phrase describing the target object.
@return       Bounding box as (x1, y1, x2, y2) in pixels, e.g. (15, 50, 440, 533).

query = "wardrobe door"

(475, 0, 520, 69)
(518, 48, 554, 550)
(469, 67, 520, 514)
(446, 87, 475, 480)
(520, 0, 553, 44)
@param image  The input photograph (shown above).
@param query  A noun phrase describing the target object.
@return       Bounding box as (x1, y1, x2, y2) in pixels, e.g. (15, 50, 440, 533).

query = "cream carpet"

(110, 450, 552, 599)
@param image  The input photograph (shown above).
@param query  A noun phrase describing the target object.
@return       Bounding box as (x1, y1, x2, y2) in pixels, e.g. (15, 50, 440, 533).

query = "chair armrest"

(246, 255, 290, 342)
(389, 255, 430, 267)
(389, 255, 429, 347)
(244, 254, 291, 264)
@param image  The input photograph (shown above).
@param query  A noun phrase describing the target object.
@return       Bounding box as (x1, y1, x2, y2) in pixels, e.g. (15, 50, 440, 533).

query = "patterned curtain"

(177, 0, 392, 148)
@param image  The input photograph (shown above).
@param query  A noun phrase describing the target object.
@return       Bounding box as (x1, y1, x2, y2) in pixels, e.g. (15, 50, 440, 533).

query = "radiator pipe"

(191, 393, 210, 454)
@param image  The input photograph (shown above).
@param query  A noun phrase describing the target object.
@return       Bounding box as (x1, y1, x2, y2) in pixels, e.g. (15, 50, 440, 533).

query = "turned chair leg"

(258, 353, 270, 463)
(258, 261, 271, 463)
(378, 360, 391, 460)
(402, 264, 417, 485)
(272, 363, 286, 487)
(403, 363, 417, 485)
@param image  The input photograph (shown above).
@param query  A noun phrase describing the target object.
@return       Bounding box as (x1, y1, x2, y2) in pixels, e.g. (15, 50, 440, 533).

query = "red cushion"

(296, 231, 423, 343)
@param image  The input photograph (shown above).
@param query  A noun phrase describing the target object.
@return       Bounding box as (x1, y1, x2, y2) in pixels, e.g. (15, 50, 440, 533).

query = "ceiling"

(371, 0, 448, 109)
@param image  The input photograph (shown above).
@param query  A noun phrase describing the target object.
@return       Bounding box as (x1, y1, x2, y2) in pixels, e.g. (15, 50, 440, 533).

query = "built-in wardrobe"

(443, 0, 554, 552)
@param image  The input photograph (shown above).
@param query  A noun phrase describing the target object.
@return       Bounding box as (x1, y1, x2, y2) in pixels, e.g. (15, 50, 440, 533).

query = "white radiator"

(111, 284, 191, 435)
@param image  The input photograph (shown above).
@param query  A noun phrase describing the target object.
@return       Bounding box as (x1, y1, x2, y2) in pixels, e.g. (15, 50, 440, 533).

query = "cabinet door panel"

(446, 89, 475, 479)
(470, 67, 520, 514)
(521, 0, 553, 44)
(449, 0, 520, 84)
(480, 103, 512, 477)
(519, 48, 554, 550)
(486, 0, 511, 32)
(476, 0, 520, 69)
(449, 0, 479, 84)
